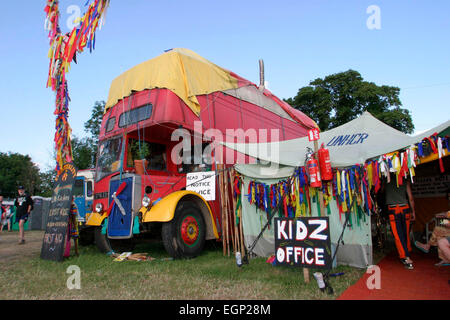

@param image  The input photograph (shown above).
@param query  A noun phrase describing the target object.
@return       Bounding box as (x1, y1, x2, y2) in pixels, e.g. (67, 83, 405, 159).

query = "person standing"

(384, 175, 416, 269)
(0, 195, 5, 239)
(14, 186, 33, 244)
(0, 195, 12, 232)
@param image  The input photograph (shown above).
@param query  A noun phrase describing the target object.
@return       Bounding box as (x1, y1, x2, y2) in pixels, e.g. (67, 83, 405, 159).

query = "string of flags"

(244, 166, 369, 228)
(44, 0, 110, 173)
(416, 133, 448, 173)
(243, 133, 448, 227)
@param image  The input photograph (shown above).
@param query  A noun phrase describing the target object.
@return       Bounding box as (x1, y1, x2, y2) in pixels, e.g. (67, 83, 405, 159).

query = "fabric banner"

(240, 175, 372, 268)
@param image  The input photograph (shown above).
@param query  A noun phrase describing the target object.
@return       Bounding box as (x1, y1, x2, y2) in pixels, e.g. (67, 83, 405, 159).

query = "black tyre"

(161, 202, 206, 259)
(94, 226, 135, 254)
(78, 227, 95, 246)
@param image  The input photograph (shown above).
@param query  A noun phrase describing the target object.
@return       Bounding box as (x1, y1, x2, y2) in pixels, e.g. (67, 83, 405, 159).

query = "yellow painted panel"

(85, 212, 107, 226)
(142, 190, 219, 239)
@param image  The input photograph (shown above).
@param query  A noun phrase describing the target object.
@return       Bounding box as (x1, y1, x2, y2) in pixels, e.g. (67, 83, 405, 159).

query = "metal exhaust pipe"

(259, 59, 265, 91)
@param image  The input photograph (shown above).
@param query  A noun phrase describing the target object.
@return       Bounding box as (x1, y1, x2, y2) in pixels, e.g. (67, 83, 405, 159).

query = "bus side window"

(86, 181, 93, 198)
(128, 138, 167, 172)
(180, 143, 212, 173)
(73, 179, 84, 197)
(148, 143, 167, 171)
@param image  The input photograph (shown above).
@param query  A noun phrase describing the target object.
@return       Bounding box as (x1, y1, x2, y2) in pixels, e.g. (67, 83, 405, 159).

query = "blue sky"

(0, 0, 449, 170)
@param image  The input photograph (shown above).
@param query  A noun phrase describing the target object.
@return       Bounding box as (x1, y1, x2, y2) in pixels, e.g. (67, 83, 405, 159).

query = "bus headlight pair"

(95, 197, 151, 213)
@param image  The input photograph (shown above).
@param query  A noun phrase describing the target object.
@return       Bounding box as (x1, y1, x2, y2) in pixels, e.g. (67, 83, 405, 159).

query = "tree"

(84, 100, 105, 143)
(0, 152, 41, 198)
(71, 135, 97, 170)
(38, 169, 57, 198)
(285, 70, 414, 134)
(79, 100, 105, 168)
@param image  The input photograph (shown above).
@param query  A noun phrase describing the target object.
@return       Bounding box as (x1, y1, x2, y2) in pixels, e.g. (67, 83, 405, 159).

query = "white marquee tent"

(223, 112, 450, 268)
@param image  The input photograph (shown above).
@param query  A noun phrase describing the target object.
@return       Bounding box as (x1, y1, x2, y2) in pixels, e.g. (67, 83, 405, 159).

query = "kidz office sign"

(274, 217, 332, 269)
(326, 133, 369, 147)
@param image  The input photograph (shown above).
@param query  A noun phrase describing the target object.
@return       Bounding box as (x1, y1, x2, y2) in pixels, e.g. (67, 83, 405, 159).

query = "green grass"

(0, 238, 367, 300)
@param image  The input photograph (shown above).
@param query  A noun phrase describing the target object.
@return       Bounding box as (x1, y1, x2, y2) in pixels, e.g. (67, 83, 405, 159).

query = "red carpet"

(338, 250, 450, 300)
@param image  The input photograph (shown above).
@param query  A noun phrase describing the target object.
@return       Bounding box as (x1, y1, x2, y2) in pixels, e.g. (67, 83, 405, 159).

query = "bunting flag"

(245, 167, 314, 219)
(44, 0, 110, 173)
(245, 164, 374, 228)
(415, 133, 449, 173)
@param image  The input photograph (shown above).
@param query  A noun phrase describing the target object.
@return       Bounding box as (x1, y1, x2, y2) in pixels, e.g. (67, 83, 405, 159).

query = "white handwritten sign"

(186, 171, 216, 201)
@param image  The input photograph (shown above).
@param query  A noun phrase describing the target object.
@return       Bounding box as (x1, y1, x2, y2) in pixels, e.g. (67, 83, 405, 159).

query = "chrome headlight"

(95, 203, 103, 213)
(142, 196, 151, 208)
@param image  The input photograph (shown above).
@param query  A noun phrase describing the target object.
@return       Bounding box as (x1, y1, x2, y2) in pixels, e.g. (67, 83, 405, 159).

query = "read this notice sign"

(186, 171, 216, 201)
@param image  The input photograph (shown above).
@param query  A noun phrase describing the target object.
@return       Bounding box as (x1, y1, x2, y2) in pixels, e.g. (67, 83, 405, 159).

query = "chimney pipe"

(259, 59, 265, 91)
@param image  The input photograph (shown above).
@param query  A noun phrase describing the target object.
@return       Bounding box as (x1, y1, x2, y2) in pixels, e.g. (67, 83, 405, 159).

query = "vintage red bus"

(85, 48, 316, 257)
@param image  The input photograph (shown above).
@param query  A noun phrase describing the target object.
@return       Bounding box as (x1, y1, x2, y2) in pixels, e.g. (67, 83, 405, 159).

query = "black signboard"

(274, 217, 332, 269)
(40, 163, 77, 261)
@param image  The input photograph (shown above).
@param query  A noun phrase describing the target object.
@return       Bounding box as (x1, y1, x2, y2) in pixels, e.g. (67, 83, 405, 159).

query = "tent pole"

(244, 191, 287, 263)
(224, 168, 234, 254)
(218, 164, 226, 256)
(223, 168, 230, 256)
(229, 168, 240, 254)
(322, 194, 357, 294)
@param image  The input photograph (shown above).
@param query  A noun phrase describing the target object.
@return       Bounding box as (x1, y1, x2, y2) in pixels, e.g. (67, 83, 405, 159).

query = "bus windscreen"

(95, 136, 123, 181)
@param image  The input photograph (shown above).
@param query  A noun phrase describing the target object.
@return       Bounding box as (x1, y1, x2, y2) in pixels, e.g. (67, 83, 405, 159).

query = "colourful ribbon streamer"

(45, 0, 110, 173)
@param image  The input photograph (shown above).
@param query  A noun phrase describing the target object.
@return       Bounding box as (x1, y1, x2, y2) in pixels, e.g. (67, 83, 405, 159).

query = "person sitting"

(436, 237, 450, 266)
(414, 211, 450, 266)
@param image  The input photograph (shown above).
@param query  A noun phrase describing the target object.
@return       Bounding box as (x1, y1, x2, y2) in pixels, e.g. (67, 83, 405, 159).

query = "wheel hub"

(181, 216, 199, 246)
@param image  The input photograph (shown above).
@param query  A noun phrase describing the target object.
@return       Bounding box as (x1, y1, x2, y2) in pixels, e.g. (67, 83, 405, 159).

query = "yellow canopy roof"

(105, 48, 240, 115)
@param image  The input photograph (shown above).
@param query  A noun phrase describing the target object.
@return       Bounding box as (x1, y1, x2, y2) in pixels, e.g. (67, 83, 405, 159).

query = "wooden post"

(223, 169, 234, 254)
(236, 173, 246, 256)
(239, 213, 246, 256)
(223, 169, 230, 256)
(218, 164, 227, 256)
(303, 268, 310, 284)
(229, 168, 240, 254)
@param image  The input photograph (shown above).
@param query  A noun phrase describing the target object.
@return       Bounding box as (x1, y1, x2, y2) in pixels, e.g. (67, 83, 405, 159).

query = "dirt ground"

(0, 230, 45, 262)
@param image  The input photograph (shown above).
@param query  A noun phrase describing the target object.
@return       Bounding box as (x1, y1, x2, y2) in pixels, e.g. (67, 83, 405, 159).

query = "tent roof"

(224, 111, 450, 168)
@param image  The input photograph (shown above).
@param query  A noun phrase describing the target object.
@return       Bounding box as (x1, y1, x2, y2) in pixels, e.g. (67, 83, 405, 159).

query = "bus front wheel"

(94, 226, 135, 254)
(161, 202, 206, 259)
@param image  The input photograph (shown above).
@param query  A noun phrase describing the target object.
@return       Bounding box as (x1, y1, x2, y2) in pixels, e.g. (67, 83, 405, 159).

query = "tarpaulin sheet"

(105, 48, 240, 116)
